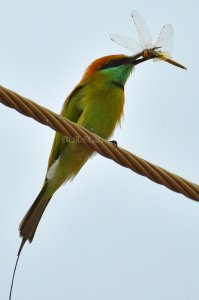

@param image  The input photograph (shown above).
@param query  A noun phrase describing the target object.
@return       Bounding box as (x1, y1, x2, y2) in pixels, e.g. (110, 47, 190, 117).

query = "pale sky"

(1, 0, 199, 299)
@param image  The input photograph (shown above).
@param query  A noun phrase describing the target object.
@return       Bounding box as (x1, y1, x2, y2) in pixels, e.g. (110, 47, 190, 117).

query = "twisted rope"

(1, 85, 199, 201)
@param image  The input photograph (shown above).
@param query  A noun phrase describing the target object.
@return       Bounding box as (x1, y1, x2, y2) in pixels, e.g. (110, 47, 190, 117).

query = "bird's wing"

(46, 84, 85, 174)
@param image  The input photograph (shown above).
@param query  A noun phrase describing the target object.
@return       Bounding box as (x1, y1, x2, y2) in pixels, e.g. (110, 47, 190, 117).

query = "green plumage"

(19, 55, 134, 242)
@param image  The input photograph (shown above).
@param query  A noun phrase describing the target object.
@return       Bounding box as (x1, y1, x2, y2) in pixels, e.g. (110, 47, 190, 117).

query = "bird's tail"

(19, 183, 53, 243)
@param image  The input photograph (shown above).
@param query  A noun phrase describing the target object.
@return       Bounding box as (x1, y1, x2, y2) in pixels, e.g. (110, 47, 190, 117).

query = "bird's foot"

(110, 140, 118, 147)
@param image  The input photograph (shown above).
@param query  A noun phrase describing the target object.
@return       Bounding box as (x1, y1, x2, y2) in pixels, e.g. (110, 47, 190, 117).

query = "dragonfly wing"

(110, 33, 142, 54)
(132, 10, 153, 49)
(155, 24, 173, 56)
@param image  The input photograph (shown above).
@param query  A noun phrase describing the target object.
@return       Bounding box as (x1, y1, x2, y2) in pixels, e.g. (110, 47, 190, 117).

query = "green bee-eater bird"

(9, 52, 156, 300)
(18, 52, 150, 251)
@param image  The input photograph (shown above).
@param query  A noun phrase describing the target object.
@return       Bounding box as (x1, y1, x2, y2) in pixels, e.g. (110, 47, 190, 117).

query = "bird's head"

(82, 53, 147, 86)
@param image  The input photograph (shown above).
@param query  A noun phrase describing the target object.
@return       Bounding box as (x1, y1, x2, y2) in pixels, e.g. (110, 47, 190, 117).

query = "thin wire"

(1, 85, 199, 201)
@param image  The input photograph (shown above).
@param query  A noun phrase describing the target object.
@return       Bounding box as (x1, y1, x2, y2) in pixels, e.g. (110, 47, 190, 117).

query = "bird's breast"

(77, 81, 125, 139)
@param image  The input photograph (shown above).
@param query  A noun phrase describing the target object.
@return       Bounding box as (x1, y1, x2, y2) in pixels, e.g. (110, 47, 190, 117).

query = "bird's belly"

(47, 142, 92, 183)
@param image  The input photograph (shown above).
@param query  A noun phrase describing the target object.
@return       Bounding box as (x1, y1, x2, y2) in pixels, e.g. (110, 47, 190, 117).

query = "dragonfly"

(110, 10, 187, 70)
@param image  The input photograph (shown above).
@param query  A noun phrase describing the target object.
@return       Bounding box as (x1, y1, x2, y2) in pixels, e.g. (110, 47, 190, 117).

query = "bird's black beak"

(125, 51, 155, 66)
(124, 47, 163, 66)
(100, 50, 157, 70)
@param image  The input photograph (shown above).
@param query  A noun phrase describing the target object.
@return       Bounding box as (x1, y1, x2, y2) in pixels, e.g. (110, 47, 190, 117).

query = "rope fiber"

(1, 85, 199, 201)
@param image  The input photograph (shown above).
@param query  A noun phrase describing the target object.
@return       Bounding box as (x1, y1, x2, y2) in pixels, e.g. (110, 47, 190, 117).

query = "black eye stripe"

(100, 58, 128, 70)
